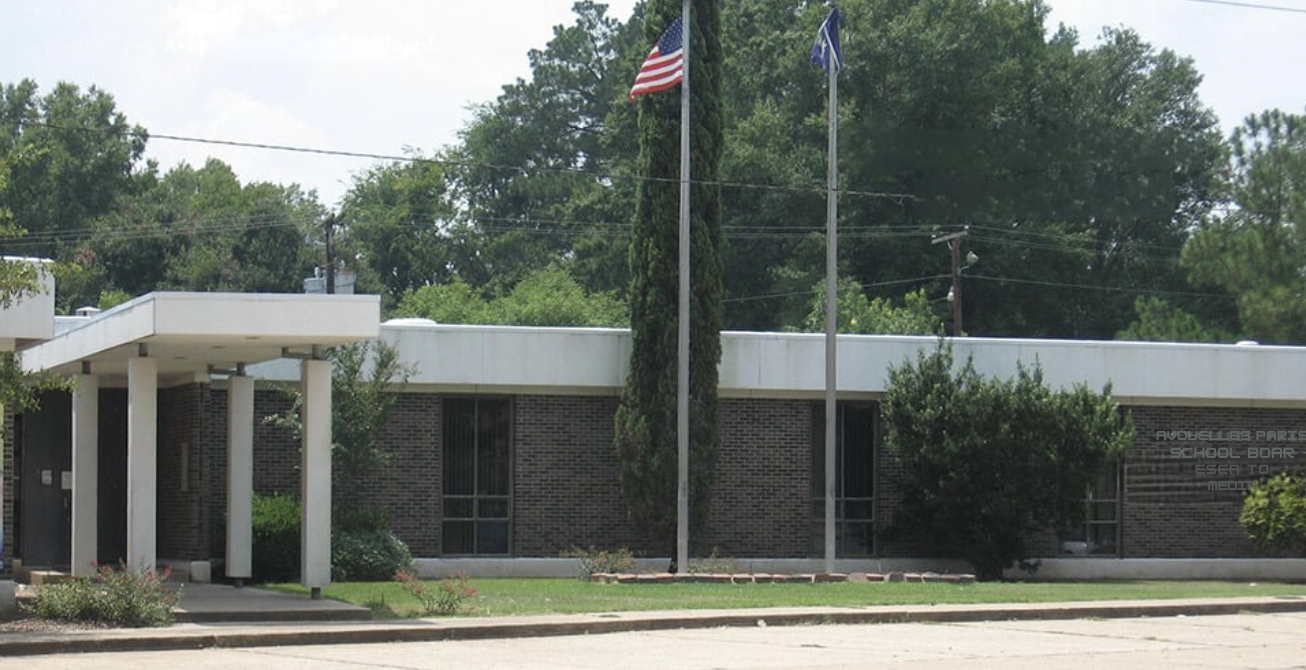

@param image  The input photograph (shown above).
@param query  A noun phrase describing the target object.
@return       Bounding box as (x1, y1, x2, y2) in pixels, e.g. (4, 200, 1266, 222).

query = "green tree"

(0, 151, 41, 309)
(394, 265, 627, 327)
(711, 1, 1222, 335)
(614, 0, 724, 549)
(880, 342, 1133, 579)
(81, 158, 321, 301)
(1182, 110, 1306, 343)
(805, 279, 943, 335)
(1240, 473, 1306, 557)
(492, 265, 627, 327)
(0, 150, 63, 414)
(340, 157, 457, 305)
(394, 279, 493, 324)
(1116, 296, 1232, 343)
(266, 340, 414, 516)
(447, 1, 645, 297)
(0, 79, 148, 260)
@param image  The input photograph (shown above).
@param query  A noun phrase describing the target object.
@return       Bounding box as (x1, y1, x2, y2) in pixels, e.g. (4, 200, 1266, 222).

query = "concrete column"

(127, 356, 158, 572)
(300, 358, 332, 591)
(226, 374, 254, 581)
(71, 373, 99, 577)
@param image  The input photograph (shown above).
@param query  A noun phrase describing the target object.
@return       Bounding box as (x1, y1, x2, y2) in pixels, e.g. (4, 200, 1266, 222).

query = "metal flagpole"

(676, 0, 692, 575)
(822, 6, 840, 576)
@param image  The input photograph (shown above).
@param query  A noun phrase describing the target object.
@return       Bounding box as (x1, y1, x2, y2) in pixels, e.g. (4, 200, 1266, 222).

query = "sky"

(3, 0, 1305, 208)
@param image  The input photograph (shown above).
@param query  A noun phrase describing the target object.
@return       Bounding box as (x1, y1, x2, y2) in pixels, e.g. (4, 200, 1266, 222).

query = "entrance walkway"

(172, 583, 371, 623)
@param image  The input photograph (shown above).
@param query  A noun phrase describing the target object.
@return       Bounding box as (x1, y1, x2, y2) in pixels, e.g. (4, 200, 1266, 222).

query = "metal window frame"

(440, 396, 513, 557)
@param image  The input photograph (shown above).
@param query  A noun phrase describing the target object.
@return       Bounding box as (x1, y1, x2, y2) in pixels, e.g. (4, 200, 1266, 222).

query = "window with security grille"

(442, 397, 512, 555)
(810, 402, 876, 557)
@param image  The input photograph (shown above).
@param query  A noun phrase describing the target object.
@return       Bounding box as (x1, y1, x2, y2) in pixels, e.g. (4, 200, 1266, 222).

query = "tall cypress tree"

(615, 0, 723, 551)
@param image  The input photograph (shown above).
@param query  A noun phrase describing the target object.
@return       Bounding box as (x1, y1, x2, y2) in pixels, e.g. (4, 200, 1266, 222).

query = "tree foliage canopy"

(1182, 110, 1306, 343)
(395, 265, 627, 327)
(880, 342, 1133, 579)
(0, 3, 1287, 343)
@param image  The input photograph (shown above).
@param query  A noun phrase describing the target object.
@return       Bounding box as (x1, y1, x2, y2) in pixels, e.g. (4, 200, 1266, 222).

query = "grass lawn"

(263, 579, 1306, 619)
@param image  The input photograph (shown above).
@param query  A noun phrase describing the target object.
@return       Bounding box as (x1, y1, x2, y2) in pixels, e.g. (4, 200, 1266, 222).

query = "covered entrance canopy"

(19, 292, 380, 591)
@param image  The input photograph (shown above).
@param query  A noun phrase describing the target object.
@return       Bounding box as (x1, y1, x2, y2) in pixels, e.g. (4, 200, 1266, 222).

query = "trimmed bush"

(253, 493, 301, 582)
(1241, 473, 1306, 556)
(332, 529, 413, 582)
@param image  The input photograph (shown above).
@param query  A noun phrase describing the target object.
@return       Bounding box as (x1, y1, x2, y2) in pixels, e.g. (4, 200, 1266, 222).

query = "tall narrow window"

(1061, 461, 1121, 557)
(442, 398, 511, 555)
(811, 403, 876, 556)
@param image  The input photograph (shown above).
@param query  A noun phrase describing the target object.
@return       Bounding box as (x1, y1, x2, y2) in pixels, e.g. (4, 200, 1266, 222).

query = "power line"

(1168, 0, 1306, 15)
(966, 273, 1231, 299)
(723, 275, 949, 305)
(21, 121, 917, 204)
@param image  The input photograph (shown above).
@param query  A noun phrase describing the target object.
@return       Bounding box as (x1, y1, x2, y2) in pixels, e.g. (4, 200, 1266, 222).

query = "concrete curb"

(3, 596, 1305, 657)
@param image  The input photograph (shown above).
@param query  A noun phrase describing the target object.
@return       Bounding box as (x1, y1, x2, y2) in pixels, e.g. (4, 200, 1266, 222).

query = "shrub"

(880, 342, 1133, 580)
(395, 569, 477, 615)
(253, 493, 301, 582)
(1241, 473, 1306, 556)
(687, 547, 739, 574)
(335, 505, 390, 533)
(25, 564, 179, 627)
(332, 529, 413, 582)
(560, 545, 636, 578)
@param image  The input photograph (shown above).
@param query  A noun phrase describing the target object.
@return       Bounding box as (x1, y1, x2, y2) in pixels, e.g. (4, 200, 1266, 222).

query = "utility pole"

(323, 212, 338, 295)
(932, 229, 968, 337)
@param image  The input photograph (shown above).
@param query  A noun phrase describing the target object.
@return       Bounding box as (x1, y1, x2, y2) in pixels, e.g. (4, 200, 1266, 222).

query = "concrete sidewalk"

(3, 594, 1306, 657)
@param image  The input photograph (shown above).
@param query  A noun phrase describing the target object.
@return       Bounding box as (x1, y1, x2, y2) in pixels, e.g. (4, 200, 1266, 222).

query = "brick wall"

(207, 388, 444, 556)
(513, 395, 657, 556)
(211, 390, 1306, 561)
(156, 384, 209, 560)
(703, 399, 811, 557)
(363, 393, 440, 556)
(1122, 406, 1306, 557)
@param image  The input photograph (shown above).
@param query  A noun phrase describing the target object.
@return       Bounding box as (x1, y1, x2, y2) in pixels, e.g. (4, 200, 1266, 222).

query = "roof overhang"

(0, 257, 55, 350)
(20, 292, 380, 386)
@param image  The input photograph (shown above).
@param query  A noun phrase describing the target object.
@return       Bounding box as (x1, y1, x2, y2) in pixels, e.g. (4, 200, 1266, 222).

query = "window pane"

(443, 498, 474, 518)
(477, 521, 510, 554)
(442, 399, 476, 496)
(844, 499, 874, 521)
(1092, 464, 1119, 499)
(1089, 501, 1117, 522)
(478, 400, 511, 495)
(442, 398, 513, 557)
(811, 406, 826, 498)
(478, 497, 509, 519)
(442, 521, 475, 554)
(840, 522, 874, 557)
(842, 405, 875, 498)
(1088, 523, 1118, 555)
(812, 402, 879, 558)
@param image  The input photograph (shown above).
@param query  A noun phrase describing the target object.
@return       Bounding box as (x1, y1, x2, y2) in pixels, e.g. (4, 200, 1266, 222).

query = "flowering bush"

(26, 563, 180, 627)
(394, 569, 476, 615)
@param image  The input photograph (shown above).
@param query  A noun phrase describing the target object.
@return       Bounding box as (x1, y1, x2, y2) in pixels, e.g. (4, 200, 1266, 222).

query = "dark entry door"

(18, 392, 72, 568)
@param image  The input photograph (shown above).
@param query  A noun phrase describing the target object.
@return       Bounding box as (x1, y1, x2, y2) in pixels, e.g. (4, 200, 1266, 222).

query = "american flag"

(628, 16, 684, 102)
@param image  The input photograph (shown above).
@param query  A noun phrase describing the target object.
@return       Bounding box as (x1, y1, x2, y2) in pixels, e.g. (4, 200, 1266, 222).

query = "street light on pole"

(932, 229, 974, 337)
